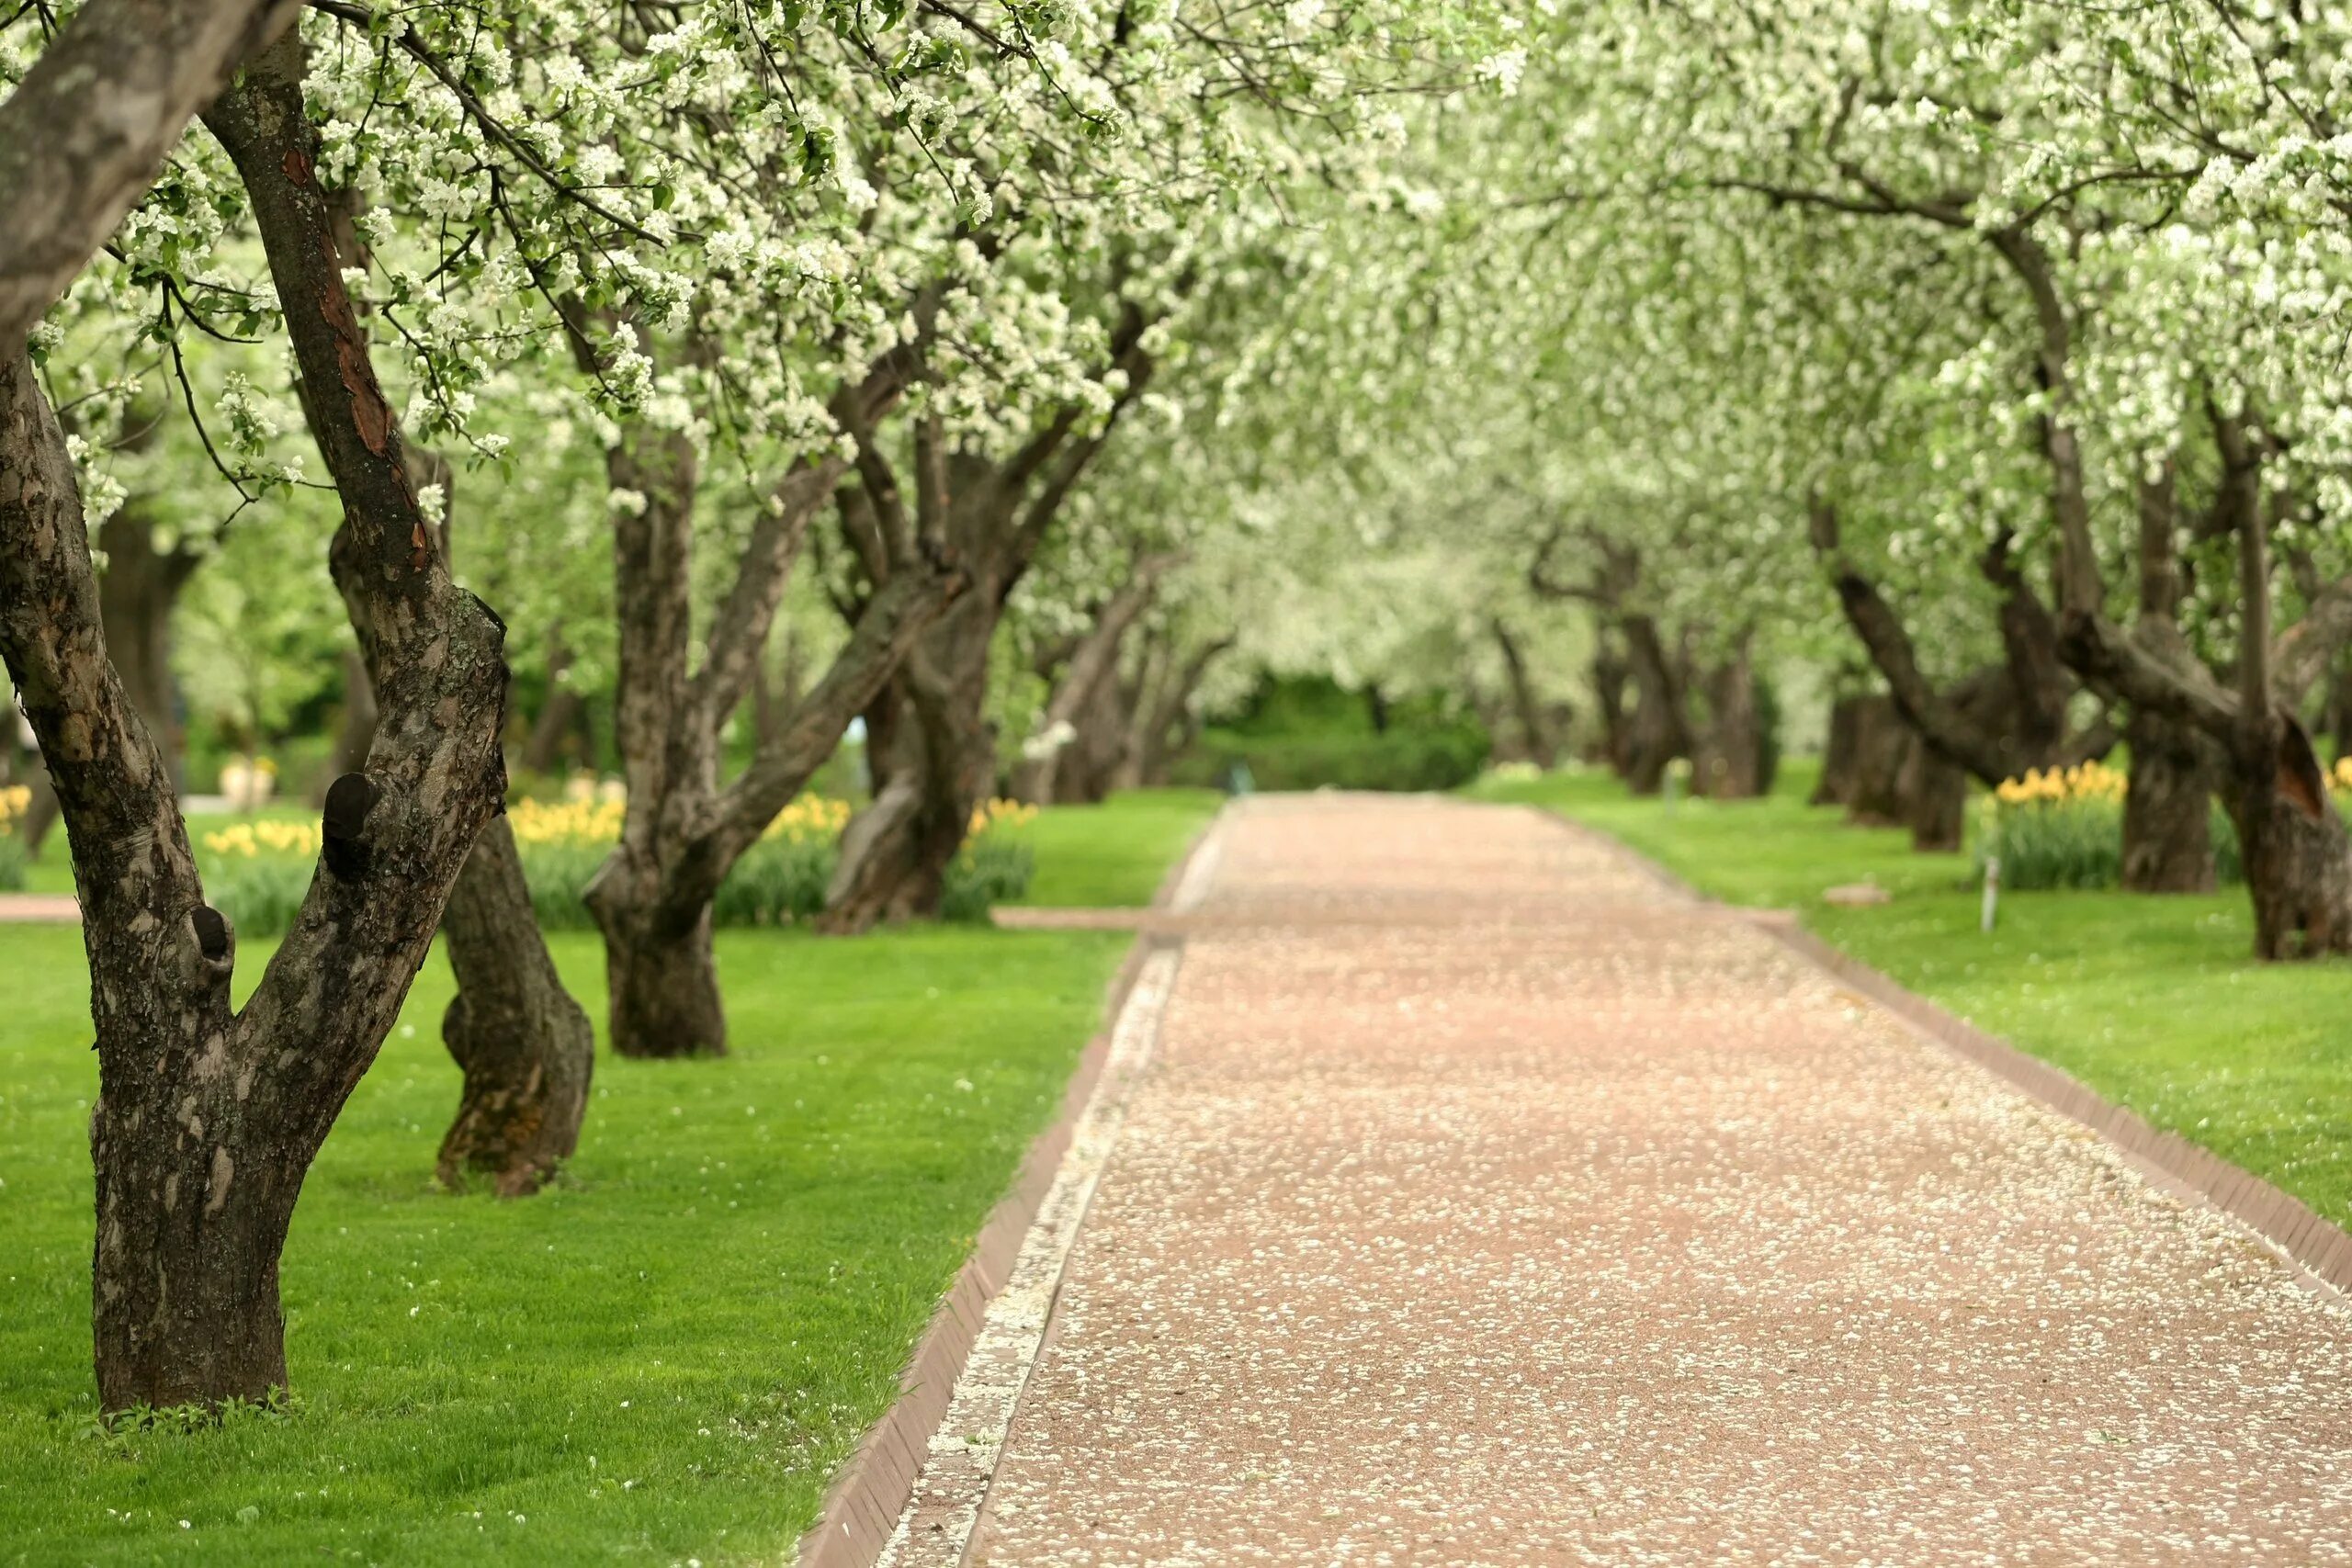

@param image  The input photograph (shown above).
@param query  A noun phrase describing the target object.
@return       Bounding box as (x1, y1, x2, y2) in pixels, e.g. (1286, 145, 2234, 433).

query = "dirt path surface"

(929, 794, 2352, 1566)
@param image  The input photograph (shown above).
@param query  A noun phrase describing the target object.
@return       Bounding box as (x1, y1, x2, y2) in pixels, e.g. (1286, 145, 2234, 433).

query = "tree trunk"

(594, 881, 727, 1059)
(1897, 733, 1968, 852)
(96, 506, 198, 793)
(1, 32, 512, 1413)
(1050, 673, 1131, 804)
(1012, 563, 1162, 806)
(317, 642, 376, 804)
(1691, 636, 1763, 799)
(1618, 615, 1688, 795)
(436, 818, 593, 1190)
(1814, 693, 1864, 807)
(571, 352, 943, 1054)
(820, 603, 997, 930)
(2121, 708, 2219, 894)
(1843, 694, 1962, 850)
(2226, 717, 2352, 959)
(1590, 640, 1631, 769)
(0, 0, 301, 355)
(1492, 618, 1559, 771)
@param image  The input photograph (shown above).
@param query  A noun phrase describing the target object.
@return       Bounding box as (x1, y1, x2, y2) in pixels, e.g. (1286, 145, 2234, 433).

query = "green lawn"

(1469, 761, 2352, 1234)
(0, 919, 1131, 1563)
(1010, 787, 1224, 908)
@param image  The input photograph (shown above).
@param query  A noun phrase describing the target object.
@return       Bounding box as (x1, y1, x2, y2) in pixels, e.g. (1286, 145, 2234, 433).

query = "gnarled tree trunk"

(437, 818, 594, 1193)
(821, 306, 1162, 933)
(2121, 708, 2220, 894)
(575, 344, 948, 1055)
(0, 35, 508, 1412)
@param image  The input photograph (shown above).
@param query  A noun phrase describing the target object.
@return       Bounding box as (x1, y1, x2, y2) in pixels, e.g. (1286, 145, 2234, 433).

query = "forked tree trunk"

(821, 604, 998, 930)
(574, 347, 946, 1054)
(0, 36, 509, 1412)
(2121, 708, 2219, 894)
(819, 302, 1159, 931)
(438, 817, 594, 1192)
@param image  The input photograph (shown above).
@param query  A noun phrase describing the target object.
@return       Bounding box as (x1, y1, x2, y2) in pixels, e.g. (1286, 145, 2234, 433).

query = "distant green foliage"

(206, 854, 316, 938)
(1977, 797, 2243, 892)
(940, 839, 1036, 922)
(709, 838, 838, 928)
(1182, 673, 1491, 791)
(0, 832, 25, 893)
(1176, 728, 1490, 792)
(516, 841, 611, 931)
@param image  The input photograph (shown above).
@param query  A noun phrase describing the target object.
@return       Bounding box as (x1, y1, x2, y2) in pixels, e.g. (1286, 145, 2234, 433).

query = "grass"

(0, 911, 1138, 1562)
(1008, 787, 1224, 908)
(1468, 761, 2352, 1235)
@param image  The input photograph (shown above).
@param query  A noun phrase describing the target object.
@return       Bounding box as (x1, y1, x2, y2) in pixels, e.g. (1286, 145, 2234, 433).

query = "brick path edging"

(792, 805, 1231, 1568)
(1543, 807, 2352, 1305)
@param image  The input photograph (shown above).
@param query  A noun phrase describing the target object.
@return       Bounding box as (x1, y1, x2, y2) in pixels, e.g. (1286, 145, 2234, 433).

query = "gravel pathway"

(944, 794, 2352, 1565)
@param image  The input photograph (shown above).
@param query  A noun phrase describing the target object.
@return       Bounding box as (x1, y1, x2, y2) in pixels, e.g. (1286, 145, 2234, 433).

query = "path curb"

(793, 803, 1230, 1568)
(1542, 806, 2352, 1304)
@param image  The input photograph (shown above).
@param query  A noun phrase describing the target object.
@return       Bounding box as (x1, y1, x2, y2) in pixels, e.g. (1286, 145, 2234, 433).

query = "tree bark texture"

(0, 34, 508, 1412)
(0, 0, 300, 355)
(437, 817, 594, 1194)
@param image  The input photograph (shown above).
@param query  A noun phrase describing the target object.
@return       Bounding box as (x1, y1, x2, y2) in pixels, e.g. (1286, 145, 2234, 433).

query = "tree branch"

(0, 0, 300, 355)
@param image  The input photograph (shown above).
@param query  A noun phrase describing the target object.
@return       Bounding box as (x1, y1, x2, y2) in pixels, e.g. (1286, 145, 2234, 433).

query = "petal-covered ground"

(920, 794, 2352, 1566)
